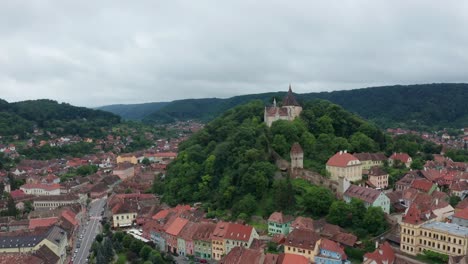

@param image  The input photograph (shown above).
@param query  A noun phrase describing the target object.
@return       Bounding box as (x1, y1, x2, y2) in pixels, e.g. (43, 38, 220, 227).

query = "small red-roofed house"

(211, 221, 230, 260)
(314, 238, 350, 264)
(165, 217, 188, 254)
(389, 152, 412, 168)
(224, 223, 259, 256)
(452, 207, 468, 227)
(363, 242, 395, 264)
(268, 212, 294, 235)
(326, 151, 362, 182)
(20, 183, 61, 196)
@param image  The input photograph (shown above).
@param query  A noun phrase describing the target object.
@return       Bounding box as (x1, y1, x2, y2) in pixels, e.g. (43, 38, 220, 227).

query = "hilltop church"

(264, 85, 302, 127)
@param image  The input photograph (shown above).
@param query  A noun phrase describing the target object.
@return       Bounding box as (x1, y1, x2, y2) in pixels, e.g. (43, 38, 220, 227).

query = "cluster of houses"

(387, 127, 468, 151)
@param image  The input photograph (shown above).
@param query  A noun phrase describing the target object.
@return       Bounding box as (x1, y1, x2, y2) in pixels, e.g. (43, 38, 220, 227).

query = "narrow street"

(73, 198, 107, 264)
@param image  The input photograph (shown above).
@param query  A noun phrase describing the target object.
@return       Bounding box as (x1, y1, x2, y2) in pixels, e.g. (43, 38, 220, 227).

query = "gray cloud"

(1, 0, 468, 106)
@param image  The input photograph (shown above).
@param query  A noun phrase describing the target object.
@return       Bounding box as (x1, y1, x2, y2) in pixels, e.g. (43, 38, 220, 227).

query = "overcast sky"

(1, 1, 468, 107)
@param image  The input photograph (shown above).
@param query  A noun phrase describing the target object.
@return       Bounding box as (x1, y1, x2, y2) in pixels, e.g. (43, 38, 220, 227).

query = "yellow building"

(326, 151, 363, 182)
(116, 154, 138, 164)
(211, 222, 229, 260)
(353, 153, 387, 171)
(111, 200, 138, 228)
(284, 229, 321, 262)
(400, 204, 468, 256)
(0, 226, 68, 264)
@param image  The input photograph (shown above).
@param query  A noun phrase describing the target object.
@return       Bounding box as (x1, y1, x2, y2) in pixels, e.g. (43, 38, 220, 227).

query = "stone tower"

(290, 142, 304, 170)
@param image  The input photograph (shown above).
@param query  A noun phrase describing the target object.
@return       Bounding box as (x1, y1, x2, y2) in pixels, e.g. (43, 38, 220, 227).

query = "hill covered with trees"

(97, 101, 169, 120)
(100, 83, 468, 129)
(158, 100, 385, 218)
(0, 99, 121, 139)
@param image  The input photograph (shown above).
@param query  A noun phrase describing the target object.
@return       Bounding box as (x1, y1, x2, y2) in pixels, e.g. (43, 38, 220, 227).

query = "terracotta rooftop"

(211, 221, 230, 240)
(390, 152, 411, 163)
(344, 185, 383, 204)
(319, 238, 346, 259)
(363, 242, 395, 264)
(165, 217, 189, 236)
(326, 151, 359, 167)
(284, 228, 320, 250)
(224, 223, 254, 242)
(265, 106, 289, 117)
(219, 246, 263, 264)
(290, 216, 314, 231)
(402, 203, 436, 225)
(453, 207, 468, 220)
(29, 217, 58, 229)
(410, 178, 434, 193)
(268, 212, 294, 224)
(279, 253, 309, 264)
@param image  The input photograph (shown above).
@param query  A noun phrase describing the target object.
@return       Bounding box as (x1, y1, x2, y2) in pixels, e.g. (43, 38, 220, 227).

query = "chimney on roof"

(344, 150, 347, 153)
(375, 241, 379, 249)
(339, 151, 343, 155)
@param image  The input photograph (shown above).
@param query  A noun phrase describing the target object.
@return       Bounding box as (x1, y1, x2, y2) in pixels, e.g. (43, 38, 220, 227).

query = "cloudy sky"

(1, 1, 468, 107)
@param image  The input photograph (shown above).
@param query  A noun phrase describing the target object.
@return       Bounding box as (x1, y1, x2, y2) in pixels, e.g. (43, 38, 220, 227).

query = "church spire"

(283, 84, 300, 106)
(288, 83, 292, 93)
(273, 98, 277, 107)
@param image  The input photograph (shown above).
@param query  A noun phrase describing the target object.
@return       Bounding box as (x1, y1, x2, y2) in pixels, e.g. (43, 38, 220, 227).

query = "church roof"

(282, 85, 300, 106)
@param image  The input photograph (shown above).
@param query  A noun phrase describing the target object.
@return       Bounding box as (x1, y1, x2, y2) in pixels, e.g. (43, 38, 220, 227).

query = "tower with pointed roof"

(264, 85, 302, 127)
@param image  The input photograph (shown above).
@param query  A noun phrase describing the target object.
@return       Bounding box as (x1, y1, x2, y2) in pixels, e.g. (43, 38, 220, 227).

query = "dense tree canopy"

(0, 99, 120, 140)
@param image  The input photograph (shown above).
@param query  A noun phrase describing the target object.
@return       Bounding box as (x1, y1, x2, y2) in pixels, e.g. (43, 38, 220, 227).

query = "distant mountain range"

(97, 83, 468, 129)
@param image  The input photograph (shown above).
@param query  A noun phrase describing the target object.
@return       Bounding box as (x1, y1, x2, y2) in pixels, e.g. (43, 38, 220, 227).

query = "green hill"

(96, 102, 169, 120)
(102, 83, 468, 129)
(159, 99, 386, 216)
(0, 99, 121, 139)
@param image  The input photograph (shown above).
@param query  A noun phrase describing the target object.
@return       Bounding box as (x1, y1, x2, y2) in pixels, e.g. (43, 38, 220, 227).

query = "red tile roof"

(291, 216, 314, 231)
(165, 217, 188, 236)
(268, 212, 294, 224)
(284, 228, 320, 250)
(152, 209, 170, 220)
(453, 207, 468, 220)
(219, 246, 263, 264)
(154, 152, 177, 158)
(29, 217, 58, 229)
(363, 242, 395, 264)
(61, 210, 78, 226)
(224, 223, 253, 242)
(326, 151, 359, 167)
(319, 238, 346, 259)
(343, 185, 383, 204)
(402, 203, 436, 225)
(410, 179, 434, 193)
(211, 221, 230, 240)
(9, 189, 26, 199)
(280, 253, 309, 264)
(390, 152, 411, 163)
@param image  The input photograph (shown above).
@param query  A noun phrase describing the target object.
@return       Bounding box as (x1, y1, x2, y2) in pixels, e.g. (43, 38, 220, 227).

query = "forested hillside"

(158, 100, 386, 217)
(0, 99, 120, 139)
(97, 102, 169, 120)
(101, 83, 468, 129)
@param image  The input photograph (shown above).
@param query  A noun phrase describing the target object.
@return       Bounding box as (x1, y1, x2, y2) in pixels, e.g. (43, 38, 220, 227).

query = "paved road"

(73, 198, 107, 264)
